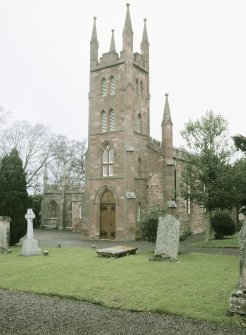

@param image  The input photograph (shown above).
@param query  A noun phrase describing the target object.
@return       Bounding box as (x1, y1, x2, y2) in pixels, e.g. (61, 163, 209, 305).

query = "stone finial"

(109, 29, 116, 52)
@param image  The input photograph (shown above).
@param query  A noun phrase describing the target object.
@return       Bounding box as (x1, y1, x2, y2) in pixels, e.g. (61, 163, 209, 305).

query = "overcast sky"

(0, 0, 245, 148)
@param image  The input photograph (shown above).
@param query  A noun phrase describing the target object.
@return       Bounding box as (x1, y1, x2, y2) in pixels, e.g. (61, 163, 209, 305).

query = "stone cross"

(25, 209, 35, 240)
(228, 221, 246, 315)
(21, 208, 41, 256)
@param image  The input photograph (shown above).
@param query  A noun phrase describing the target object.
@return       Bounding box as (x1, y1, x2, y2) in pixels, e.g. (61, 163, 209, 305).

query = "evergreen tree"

(0, 148, 29, 245)
(180, 111, 234, 241)
(232, 134, 246, 153)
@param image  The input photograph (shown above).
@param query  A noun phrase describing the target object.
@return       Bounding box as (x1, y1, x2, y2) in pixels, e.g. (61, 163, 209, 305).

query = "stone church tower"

(41, 4, 205, 238)
(82, 4, 182, 240)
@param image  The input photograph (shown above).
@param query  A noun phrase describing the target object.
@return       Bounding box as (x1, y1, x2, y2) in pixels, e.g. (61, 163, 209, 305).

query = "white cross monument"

(21, 208, 41, 256)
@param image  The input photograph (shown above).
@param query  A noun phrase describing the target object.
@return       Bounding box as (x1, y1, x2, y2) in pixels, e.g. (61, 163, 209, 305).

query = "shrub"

(140, 205, 166, 243)
(211, 212, 236, 239)
(179, 220, 192, 241)
(29, 194, 43, 228)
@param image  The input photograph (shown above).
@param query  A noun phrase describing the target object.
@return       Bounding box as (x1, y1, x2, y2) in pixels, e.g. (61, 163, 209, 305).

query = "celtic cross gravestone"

(21, 209, 41, 256)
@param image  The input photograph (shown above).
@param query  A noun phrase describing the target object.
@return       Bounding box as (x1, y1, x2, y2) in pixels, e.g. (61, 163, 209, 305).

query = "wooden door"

(100, 191, 116, 239)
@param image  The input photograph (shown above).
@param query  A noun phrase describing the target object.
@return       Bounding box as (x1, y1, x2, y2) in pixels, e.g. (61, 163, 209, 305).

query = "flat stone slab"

(96, 246, 138, 258)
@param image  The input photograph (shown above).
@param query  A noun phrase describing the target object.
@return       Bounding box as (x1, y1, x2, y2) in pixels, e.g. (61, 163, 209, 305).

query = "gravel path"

(1, 229, 243, 335)
(0, 289, 245, 335)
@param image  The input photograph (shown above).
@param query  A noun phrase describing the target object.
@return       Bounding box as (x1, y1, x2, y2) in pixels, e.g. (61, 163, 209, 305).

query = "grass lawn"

(0, 246, 244, 327)
(189, 233, 240, 248)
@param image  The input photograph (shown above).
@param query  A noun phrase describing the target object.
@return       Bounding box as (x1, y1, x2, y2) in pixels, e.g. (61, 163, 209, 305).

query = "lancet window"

(103, 145, 114, 177)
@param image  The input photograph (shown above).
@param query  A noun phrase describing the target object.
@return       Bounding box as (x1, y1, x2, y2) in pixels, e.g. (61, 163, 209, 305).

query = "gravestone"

(228, 221, 246, 315)
(96, 245, 138, 258)
(153, 214, 180, 261)
(0, 216, 11, 251)
(21, 209, 41, 256)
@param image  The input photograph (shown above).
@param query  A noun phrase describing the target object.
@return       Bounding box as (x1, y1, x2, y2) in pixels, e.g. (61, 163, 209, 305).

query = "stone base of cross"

(21, 209, 41, 256)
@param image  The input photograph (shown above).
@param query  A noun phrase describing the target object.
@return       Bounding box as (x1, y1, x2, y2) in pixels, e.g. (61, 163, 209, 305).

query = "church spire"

(141, 18, 149, 64)
(90, 17, 99, 68)
(122, 3, 133, 53)
(162, 93, 172, 126)
(109, 29, 116, 52)
(162, 94, 173, 158)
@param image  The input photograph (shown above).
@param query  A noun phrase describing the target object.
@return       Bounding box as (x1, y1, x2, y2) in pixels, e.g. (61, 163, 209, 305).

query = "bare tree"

(0, 120, 52, 192)
(0, 106, 10, 130)
(0, 113, 87, 192)
(48, 135, 87, 185)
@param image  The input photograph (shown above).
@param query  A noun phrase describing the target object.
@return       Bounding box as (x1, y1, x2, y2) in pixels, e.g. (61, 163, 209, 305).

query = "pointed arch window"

(103, 145, 114, 177)
(137, 113, 142, 132)
(140, 81, 144, 98)
(110, 76, 116, 95)
(101, 78, 107, 96)
(78, 204, 82, 219)
(49, 200, 58, 218)
(138, 156, 142, 176)
(101, 110, 107, 132)
(68, 202, 72, 221)
(137, 203, 141, 223)
(109, 109, 115, 131)
(136, 79, 139, 95)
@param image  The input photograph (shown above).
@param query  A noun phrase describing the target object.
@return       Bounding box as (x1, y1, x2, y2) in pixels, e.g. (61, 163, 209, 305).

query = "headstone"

(228, 221, 246, 315)
(0, 216, 11, 251)
(21, 209, 41, 256)
(153, 214, 180, 261)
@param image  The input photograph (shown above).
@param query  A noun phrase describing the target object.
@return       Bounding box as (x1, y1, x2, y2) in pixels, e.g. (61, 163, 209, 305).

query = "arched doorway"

(100, 190, 116, 239)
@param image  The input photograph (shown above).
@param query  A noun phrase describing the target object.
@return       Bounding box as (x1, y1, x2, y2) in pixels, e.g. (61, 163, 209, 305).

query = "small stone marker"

(0, 216, 11, 251)
(96, 246, 138, 258)
(151, 214, 180, 261)
(57, 243, 61, 248)
(21, 209, 41, 256)
(43, 250, 49, 256)
(228, 221, 246, 315)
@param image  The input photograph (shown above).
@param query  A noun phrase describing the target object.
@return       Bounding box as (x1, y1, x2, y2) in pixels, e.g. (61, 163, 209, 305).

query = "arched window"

(101, 110, 107, 132)
(103, 145, 114, 177)
(68, 202, 72, 221)
(140, 81, 143, 98)
(137, 203, 141, 223)
(49, 200, 57, 218)
(136, 79, 139, 95)
(78, 204, 82, 219)
(101, 78, 107, 96)
(110, 76, 115, 95)
(109, 109, 115, 131)
(138, 156, 142, 176)
(137, 113, 142, 132)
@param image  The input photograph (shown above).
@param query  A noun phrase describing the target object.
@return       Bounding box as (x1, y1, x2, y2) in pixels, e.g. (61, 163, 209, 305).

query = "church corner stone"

(228, 221, 246, 315)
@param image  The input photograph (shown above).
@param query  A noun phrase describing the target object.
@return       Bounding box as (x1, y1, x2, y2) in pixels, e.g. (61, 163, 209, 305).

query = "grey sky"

(0, 0, 245, 148)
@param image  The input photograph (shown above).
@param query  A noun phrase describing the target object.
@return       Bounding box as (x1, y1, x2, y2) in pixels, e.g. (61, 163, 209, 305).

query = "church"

(41, 4, 206, 239)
